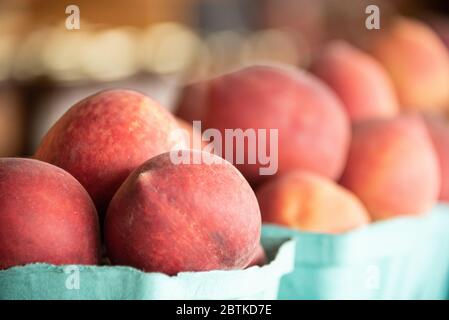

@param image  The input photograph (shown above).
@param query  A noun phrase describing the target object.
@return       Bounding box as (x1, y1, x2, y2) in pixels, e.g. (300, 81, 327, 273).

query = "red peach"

(35, 89, 185, 216)
(105, 150, 261, 275)
(0, 158, 100, 270)
(202, 64, 350, 185)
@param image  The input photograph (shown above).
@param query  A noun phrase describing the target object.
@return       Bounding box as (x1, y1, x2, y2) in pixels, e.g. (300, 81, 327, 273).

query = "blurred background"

(0, 0, 448, 157)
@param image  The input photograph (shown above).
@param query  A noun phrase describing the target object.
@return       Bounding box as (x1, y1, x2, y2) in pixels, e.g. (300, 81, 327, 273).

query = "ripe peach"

(34, 89, 185, 216)
(0, 158, 100, 270)
(340, 116, 440, 220)
(105, 150, 261, 275)
(256, 171, 370, 233)
(371, 17, 449, 113)
(312, 40, 399, 122)
(203, 64, 350, 184)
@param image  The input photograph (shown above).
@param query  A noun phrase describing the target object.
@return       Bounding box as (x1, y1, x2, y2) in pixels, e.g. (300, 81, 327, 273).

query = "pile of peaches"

(1, 16, 449, 276)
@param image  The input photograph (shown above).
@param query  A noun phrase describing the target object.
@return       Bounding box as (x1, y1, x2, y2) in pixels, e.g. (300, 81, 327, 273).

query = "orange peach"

(340, 116, 440, 220)
(371, 17, 449, 113)
(312, 40, 399, 122)
(256, 171, 370, 233)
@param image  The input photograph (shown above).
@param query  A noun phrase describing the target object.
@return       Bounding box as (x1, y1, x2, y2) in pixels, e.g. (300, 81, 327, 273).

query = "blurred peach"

(201, 64, 350, 185)
(341, 115, 440, 220)
(312, 40, 399, 122)
(257, 171, 370, 233)
(371, 17, 449, 113)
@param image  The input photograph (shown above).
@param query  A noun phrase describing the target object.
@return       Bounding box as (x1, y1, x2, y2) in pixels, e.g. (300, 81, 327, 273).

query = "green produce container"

(0, 236, 295, 300)
(262, 203, 449, 300)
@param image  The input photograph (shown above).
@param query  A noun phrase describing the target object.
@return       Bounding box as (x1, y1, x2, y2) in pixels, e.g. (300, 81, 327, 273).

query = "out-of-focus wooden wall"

(23, 0, 195, 27)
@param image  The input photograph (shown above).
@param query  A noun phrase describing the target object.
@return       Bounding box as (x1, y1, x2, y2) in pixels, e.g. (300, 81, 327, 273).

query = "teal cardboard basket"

(262, 203, 449, 300)
(0, 236, 295, 300)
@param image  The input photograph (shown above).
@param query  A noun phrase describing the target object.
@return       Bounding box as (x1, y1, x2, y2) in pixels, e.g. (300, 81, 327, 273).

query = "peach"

(312, 40, 399, 122)
(0, 158, 100, 270)
(34, 89, 185, 217)
(424, 116, 449, 202)
(256, 171, 370, 233)
(340, 116, 440, 220)
(202, 64, 350, 184)
(371, 17, 449, 113)
(105, 150, 261, 275)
